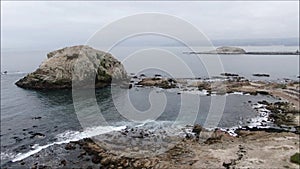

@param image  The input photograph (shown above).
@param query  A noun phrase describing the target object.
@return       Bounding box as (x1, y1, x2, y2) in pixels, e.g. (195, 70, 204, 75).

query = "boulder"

(15, 45, 128, 89)
(192, 124, 203, 135)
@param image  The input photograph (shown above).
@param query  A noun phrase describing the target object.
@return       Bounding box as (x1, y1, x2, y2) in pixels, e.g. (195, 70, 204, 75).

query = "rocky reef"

(15, 45, 128, 89)
(137, 77, 177, 89)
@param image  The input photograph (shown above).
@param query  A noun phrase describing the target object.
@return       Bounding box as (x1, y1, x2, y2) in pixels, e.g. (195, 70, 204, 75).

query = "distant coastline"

(184, 46, 300, 55)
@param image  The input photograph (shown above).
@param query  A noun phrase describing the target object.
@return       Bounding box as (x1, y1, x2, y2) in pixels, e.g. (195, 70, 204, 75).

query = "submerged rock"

(29, 132, 45, 139)
(15, 45, 128, 89)
(220, 72, 239, 77)
(252, 73, 270, 77)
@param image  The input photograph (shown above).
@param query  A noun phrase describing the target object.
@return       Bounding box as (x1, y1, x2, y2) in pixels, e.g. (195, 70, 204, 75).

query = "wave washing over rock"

(15, 45, 128, 89)
(7, 120, 185, 163)
(10, 125, 127, 162)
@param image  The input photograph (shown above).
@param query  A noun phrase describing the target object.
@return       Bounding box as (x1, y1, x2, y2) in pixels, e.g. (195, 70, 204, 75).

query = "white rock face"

(16, 45, 128, 89)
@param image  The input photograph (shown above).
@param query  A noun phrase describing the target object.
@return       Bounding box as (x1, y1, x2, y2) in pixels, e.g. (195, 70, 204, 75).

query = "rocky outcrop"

(137, 77, 177, 89)
(210, 46, 246, 54)
(15, 45, 128, 89)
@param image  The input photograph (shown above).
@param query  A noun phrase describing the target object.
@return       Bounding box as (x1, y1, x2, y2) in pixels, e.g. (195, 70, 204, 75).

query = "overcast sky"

(1, 1, 299, 50)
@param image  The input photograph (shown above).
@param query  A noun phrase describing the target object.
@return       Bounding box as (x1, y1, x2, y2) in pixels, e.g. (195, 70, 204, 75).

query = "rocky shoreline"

(5, 124, 299, 168)
(130, 73, 299, 105)
(3, 94, 299, 168)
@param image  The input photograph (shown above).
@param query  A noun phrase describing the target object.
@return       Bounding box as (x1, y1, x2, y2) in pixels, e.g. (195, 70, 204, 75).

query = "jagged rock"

(192, 124, 203, 135)
(100, 157, 112, 166)
(15, 45, 128, 89)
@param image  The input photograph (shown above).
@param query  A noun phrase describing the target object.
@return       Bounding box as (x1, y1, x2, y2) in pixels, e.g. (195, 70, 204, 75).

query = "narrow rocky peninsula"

(185, 46, 300, 55)
(15, 45, 128, 89)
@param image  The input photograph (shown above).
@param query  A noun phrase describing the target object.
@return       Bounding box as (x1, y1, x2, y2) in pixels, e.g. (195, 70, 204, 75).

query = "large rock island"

(212, 46, 246, 54)
(15, 45, 128, 89)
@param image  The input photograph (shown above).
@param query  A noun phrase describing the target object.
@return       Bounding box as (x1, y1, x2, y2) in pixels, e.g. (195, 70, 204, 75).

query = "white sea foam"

(216, 103, 272, 136)
(11, 125, 126, 162)
(10, 121, 181, 162)
(1, 152, 18, 161)
(229, 92, 244, 95)
(178, 89, 209, 95)
(247, 103, 271, 128)
(220, 126, 240, 137)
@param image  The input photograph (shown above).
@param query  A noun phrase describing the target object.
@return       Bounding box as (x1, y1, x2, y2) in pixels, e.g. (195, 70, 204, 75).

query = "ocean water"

(0, 46, 299, 166)
(1, 46, 299, 80)
(0, 73, 278, 166)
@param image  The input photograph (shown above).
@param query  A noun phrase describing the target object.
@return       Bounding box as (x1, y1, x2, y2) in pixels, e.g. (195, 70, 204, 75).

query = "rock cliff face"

(15, 45, 128, 89)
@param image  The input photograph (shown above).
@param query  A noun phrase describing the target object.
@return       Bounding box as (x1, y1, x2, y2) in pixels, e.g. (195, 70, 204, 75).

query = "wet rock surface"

(266, 102, 300, 131)
(2, 123, 299, 169)
(136, 77, 177, 89)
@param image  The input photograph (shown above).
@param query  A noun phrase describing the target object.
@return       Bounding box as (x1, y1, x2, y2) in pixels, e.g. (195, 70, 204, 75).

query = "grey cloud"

(1, 1, 299, 50)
